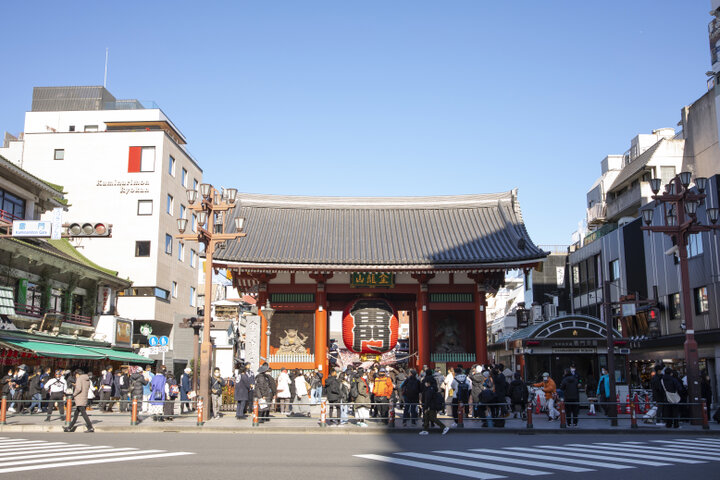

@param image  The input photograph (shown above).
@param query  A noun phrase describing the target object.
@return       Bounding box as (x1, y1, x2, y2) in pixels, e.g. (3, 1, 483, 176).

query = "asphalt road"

(0, 431, 718, 480)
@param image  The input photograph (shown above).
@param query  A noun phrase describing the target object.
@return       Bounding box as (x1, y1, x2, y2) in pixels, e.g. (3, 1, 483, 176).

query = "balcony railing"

(0, 209, 22, 224)
(14, 303, 93, 326)
(606, 182, 642, 220)
(587, 202, 606, 225)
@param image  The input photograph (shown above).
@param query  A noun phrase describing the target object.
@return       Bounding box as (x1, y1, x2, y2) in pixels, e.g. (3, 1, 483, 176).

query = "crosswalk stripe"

(505, 447, 643, 467)
(524, 446, 672, 466)
(564, 444, 704, 464)
(0, 445, 97, 456)
(434, 450, 594, 473)
(649, 440, 720, 453)
(0, 446, 125, 459)
(0, 449, 155, 468)
(355, 454, 505, 479)
(470, 449, 631, 470)
(0, 442, 64, 449)
(0, 451, 194, 474)
(396, 452, 550, 476)
(0, 440, 47, 446)
(0, 439, 35, 443)
(607, 441, 720, 457)
(656, 439, 720, 447)
(593, 443, 720, 460)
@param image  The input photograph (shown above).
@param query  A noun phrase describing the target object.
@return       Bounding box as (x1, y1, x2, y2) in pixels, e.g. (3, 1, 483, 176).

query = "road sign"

(159, 335, 169, 346)
(148, 336, 159, 346)
(158, 345, 169, 353)
(12, 220, 52, 237)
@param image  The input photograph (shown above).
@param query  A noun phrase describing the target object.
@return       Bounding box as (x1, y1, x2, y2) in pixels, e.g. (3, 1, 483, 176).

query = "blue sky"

(0, 1, 712, 246)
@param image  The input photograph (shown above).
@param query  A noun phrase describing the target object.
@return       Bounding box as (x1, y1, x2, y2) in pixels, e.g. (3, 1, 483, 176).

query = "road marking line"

(354, 454, 505, 479)
(0, 446, 124, 459)
(397, 452, 550, 476)
(564, 444, 703, 464)
(0, 440, 45, 445)
(0, 445, 99, 457)
(592, 443, 720, 461)
(528, 445, 672, 466)
(0, 451, 194, 474)
(470, 449, 629, 470)
(649, 441, 720, 454)
(656, 439, 720, 447)
(0, 442, 68, 450)
(0, 449, 152, 467)
(672, 438, 720, 443)
(505, 447, 640, 468)
(434, 450, 594, 472)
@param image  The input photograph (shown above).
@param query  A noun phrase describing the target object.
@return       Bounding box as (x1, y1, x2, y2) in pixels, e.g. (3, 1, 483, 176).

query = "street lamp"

(261, 300, 275, 361)
(641, 172, 720, 424)
(175, 184, 247, 422)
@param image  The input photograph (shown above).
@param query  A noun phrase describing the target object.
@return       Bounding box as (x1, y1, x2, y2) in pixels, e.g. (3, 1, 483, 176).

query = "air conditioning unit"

(543, 303, 558, 321)
(531, 304, 543, 324)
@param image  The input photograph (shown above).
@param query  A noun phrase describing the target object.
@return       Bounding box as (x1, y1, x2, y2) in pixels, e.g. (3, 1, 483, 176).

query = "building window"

(181, 168, 188, 187)
(190, 286, 196, 307)
(695, 286, 709, 314)
(53, 149, 64, 160)
(193, 179, 198, 191)
(687, 233, 703, 258)
(660, 166, 676, 186)
(128, 146, 156, 172)
(167, 194, 173, 215)
(68, 125, 75, 132)
(190, 249, 197, 268)
(165, 234, 173, 255)
(118, 287, 170, 302)
(84, 125, 98, 132)
(0, 188, 26, 220)
(191, 213, 197, 232)
(609, 259, 620, 281)
(180, 204, 186, 221)
(172, 281, 178, 298)
(169, 156, 176, 176)
(178, 241, 184, 261)
(135, 241, 151, 257)
(137, 200, 153, 216)
(668, 293, 681, 320)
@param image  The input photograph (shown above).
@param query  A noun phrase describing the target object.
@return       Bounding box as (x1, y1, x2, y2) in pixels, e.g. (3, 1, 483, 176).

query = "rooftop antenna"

(103, 48, 109, 88)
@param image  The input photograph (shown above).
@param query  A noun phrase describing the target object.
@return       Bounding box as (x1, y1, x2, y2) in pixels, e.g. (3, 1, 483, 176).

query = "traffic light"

(64, 222, 112, 237)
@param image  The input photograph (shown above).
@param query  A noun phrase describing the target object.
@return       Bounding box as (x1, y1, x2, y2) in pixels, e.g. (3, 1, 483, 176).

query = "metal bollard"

(252, 399, 259, 427)
(0, 395, 6, 425)
(196, 397, 204, 426)
(702, 401, 709, 430)
(526, 403, 533, 429)
(65, 395, 72, 427)
(457, 402, 464, 428)
(131, 397, 138, 426)
(388, 400, 395, 428)
(559, 401, 566, 428)
(319, 400, 327, 427)
(630, 400, 637, 429)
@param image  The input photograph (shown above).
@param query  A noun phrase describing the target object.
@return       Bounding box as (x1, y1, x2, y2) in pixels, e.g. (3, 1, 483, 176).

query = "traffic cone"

(616, 394, 621, 414)
(535, 393, 541, 414)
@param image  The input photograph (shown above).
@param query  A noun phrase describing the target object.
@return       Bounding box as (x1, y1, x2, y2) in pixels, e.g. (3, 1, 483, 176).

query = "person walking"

(43, 369, 67, 422)
(28, 368, 43, 414)
(149, 367, 167, 422)
(63, 368, 94, 433)
(661, 368, 682, 428)
(164, 372, 179, 420)
(9, 364, 28, 413)
(276, 368, 292, 414)
(419, 376, 449, 435)
(142, 365, 154, 413)
(234, 366, 253, 419)
(491, 366, 508, 427)
(210, 368, 225, 419)
(373, 367, 394, 425)
(450, 367, 471, 427)
(534, 372, 560, 420)
(310, 368, 323, 404)
(180, 367, 193, 414)
(560, 368, 580, 426)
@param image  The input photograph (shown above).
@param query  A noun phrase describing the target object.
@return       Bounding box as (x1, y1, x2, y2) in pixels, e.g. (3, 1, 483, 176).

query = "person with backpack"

(450, 367, 471, 427)
(401, 369, 421, 426)
(478, 369, 495, 427)
(149, 366, 167, 422)
(419, 376, 449, 435)
(353, 368, 371, 427)
(324, 369, 342, 425)
(559, 368, 580, 426)
(509, 372, 528, 419)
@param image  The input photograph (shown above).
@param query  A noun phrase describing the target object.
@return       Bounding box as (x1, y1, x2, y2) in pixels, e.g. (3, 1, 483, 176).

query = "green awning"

(79, 346, 153, 364)
(1, 339, 106, 359)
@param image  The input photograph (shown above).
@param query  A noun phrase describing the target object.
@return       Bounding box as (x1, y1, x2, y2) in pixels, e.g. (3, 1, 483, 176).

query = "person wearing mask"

(1, 368, 13, 402)
(419, 376, 449, 435)
(291, 368, 311, 417)
(450, 367, 471, 428)
(39, 367, 51, 413)
(9, 364, 28, 413)
(276, 368, 292, 414)
(509, 372, 528, 419)
(128, 366, 148, 415)
(534, 372, 560, 421)
(254, 364, 276, 423)
(63, 368, 94, 433)
(373, 367, 394, 425)
(234, 365, 253, 419)
(560, 368, 580, 426)
(180, 367, 193, 414)
(28, 368, 43, 414)
(210, 368, 225, 419)
(99, 366, 114, 412)
(401, 369, 421, 426)
(310, 368, 323, 404)
(596, 367, 612, 417)
(44, 369, 67, 422)
(149, 366, 167, 422)
(324, 369, 342, 425)
(353, 368, 371, 427)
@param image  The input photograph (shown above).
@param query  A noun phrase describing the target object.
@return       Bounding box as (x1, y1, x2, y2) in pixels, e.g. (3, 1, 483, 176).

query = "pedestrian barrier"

(559, 401, 566, 429)
(65, 395, 72, 427)
(319, 400, 327, 427)
(457, 401, 464, 428)
(702, 402, 709, 430)
(252, 399, 259, 427)
(0, 395, 6, 425)
(131, 397, 138, 425)
(526, 403, 533, 429)
(630, 399, 637, 429)
(388, 400, 395, 428)
(197, 397, 204, 426)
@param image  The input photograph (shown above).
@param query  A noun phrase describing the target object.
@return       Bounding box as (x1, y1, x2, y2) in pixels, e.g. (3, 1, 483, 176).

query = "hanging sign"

(350, 272, 395, 288)
(342, 297, 399, 354)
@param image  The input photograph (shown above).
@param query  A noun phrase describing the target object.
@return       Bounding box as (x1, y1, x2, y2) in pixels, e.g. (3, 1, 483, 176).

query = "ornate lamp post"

(176, 184, 245, 422)
(641, 173, 719, 424)
(261, 300, 275, 362)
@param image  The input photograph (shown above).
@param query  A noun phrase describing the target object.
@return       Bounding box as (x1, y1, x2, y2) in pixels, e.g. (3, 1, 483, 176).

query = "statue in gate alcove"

(434, 318, 466, 353)
(277, 328, 309, 354)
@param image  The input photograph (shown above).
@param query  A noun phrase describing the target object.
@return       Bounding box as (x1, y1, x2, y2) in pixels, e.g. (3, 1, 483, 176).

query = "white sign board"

(12, 220, 52, 237)
(51, 208, 63, 240)
(621, 303, 636, 316)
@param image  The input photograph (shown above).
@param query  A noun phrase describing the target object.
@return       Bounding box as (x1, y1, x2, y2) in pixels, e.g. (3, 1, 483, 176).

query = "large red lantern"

(342, 297, 399, 355)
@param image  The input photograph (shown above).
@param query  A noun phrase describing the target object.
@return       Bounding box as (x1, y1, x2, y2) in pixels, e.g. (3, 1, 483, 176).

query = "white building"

(0, 86, 202, 374)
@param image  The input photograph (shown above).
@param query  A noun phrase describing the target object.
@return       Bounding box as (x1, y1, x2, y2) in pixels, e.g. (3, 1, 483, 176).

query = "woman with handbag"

(149, 367, 167, 422)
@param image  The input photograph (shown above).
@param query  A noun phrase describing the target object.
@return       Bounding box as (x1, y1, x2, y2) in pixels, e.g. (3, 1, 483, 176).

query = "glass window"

(54, 149, 64, 160)
(0, 188, 26, 220)
(169, 156, 176, 176)
(572, 265, 580, 289)
(695, 286, 709, 314)
(180, 204, 186, 220)
(166, 194, 173, 215)
(668, 293, 681, 320)
(154, 287, 170, 301)
(137, 200, 153, 216)
(191, 213, 197, 232)
(190, 249, 197, 268)
(135, 241, 150, 257)
(181, 168, 188, 187)
(165, 234, 173, 255)
(609, 259, 620, 281)
(171, 281, 178, 298)
(687, 233, 703, 258)
(193, 179, 198, 191)
(190, 286, 196, 307)
(660, 166, 676, 186)
(178, 241, 184, 261)
(140, 147, 155, 172)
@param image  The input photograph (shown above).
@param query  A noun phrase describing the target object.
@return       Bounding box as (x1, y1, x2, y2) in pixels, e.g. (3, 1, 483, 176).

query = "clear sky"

(0, 1, 712, 247)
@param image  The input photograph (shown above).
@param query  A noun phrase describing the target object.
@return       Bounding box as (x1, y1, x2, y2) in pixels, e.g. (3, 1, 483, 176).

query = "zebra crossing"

(355, 437, 720, 479)
(0, 437, 194, 474)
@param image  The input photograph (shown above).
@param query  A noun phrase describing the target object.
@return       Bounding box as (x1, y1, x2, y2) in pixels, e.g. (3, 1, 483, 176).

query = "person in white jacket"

(442, 368, 454, 414)
(276, 368, 292, 414)
(43, 370, 67, 422)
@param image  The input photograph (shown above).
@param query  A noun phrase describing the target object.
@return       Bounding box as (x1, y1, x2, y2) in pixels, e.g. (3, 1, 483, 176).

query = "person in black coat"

(560, 368, 580, 426)
(650, 363, 666, 425)
(401, 369, 421, 426)
(128, 368, 148, 414)
(491, 367, 508, 425)
(254, 364, 275, 423)
(509, 372, 528, 419)
(662, 368, 682, 428)
(234, 366, 253, 419)
(325, 370, 342, 425)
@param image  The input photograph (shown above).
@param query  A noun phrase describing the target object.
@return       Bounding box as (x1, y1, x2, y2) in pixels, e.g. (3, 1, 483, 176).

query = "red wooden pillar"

(257, 285, 268, 363)
(417, 283, 430, 369)
(474, 284, 488, 366)
(311, 274, 332, 380)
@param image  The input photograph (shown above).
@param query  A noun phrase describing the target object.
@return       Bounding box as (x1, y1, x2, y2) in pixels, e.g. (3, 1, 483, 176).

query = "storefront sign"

(552, 347, 597, 354)
(350, 272, 394, 288)
(115, 319, 132, 346)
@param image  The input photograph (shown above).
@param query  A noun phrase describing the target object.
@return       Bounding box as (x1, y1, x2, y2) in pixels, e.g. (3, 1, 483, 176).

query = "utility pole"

(603, 280, 618, 427)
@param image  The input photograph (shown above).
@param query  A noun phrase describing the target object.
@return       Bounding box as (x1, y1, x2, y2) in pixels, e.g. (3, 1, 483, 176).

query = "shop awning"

(79, 346, 154, 364)
(0, 339, 106, 359)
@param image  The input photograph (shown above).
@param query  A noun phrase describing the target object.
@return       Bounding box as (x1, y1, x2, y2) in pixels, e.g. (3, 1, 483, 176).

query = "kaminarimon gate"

(213, 190, 546, 376)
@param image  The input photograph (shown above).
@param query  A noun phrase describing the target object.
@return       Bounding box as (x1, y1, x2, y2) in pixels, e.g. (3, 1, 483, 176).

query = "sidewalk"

(2, 407, 719, 434)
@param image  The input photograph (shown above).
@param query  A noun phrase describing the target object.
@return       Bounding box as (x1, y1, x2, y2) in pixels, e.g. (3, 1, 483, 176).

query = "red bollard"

(196, 397, 204, 426)
(252, 399, 259, 427)
(535, 394, 541, 414)
(616, 394, 622, 414)
(559, 401, 567, 428)
(457, 402, 464, 428)
(319, 400, 327, 427)
(388, 400, 395, 428)
(526, 403, 533, 429)
(65, 395, 72, 427)
(702, 402, 710, 430)
(630, 400, 638, 429)
(0, 396, 6, 425)
(131, 397, 138, 426)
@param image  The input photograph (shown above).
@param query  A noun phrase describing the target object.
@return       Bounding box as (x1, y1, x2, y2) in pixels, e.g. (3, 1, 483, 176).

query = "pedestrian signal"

(65, 222, 112, 237)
